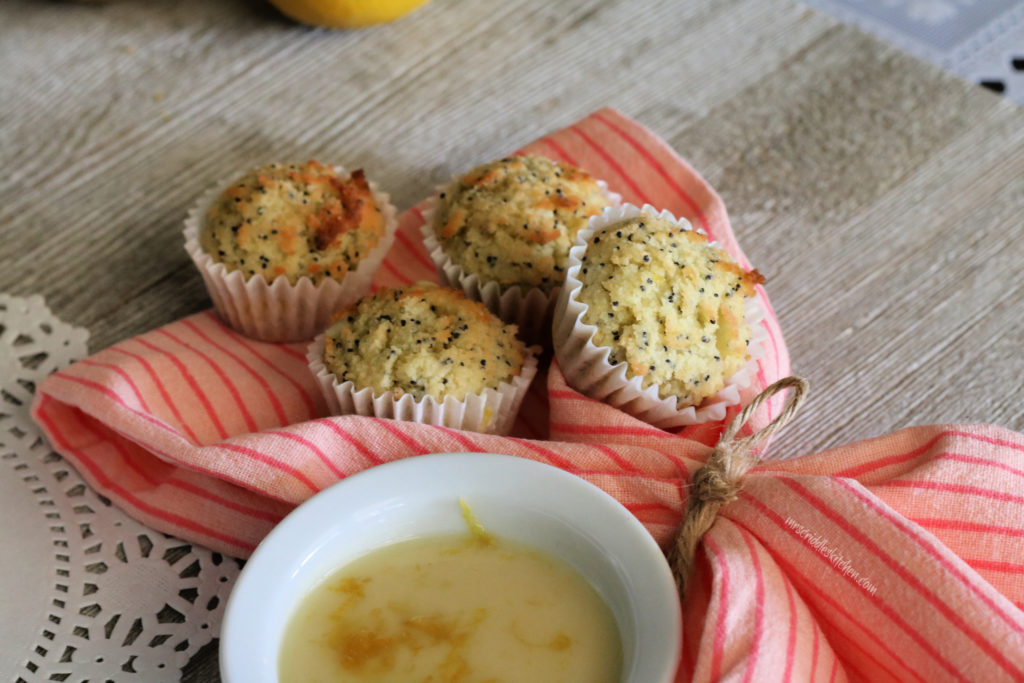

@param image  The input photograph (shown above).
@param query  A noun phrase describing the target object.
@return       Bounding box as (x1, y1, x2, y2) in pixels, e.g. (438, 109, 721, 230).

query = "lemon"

(269, 0, 430, 28)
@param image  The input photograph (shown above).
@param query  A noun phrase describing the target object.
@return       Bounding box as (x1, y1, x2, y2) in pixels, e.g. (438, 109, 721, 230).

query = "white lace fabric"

(0, 294, 239, 683)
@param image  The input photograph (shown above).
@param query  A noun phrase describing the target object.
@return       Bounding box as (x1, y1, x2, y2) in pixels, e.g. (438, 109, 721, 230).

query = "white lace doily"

(0, 294, 240, 683)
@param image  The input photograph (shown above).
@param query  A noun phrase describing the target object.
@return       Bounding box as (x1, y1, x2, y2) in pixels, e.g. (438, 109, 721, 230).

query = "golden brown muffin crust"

(201, 161, 386, 284)
(323, 284, 526, 401)
(433, 155, 612, 293)
(576, 214, 764, 408)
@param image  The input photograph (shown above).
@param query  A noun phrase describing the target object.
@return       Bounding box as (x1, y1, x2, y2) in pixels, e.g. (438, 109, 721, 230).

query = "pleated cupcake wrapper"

(553, 203, 768, 428)
(419, 175, 620, 345)
(306, 335, 541, 435)
(183, 166, 398, 343)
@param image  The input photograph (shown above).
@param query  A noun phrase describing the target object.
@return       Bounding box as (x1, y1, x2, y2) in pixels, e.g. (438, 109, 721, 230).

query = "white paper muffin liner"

(183, 165, 398, 343)
(552, 203, 768, 428)
(419, 173, 620, 345)
(307, 335, 541, 435)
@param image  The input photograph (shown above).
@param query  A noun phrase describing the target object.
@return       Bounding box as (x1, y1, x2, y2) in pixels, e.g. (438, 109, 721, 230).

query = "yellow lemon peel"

(268, 0, 430, 29)
(458, 499, 494, 546)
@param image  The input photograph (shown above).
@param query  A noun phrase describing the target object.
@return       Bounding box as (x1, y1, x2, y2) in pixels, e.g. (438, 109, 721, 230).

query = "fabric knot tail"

(669, 376, 809, 596)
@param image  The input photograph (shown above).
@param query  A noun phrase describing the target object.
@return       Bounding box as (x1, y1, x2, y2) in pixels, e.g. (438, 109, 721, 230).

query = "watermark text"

(786, 516, 877, 596)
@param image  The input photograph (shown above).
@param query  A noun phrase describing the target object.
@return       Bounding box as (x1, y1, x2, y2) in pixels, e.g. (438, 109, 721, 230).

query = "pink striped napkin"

(31, 109, 1024, 680)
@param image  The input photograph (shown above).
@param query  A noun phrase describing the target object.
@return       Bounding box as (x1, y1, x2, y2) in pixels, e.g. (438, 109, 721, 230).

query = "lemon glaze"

(277, 531, 622, 682)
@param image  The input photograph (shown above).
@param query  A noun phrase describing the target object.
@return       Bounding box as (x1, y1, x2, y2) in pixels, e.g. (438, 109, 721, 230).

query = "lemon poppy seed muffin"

(322, 284, 526, 401)
(575, 214, 764, 409)
(432, 155, 613, 294)
(201, 161, 386, 285)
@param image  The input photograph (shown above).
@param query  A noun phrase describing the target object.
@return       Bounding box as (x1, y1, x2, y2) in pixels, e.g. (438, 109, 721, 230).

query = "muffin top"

(201, 161, 386, 285)
(575, 214, 764, 408)
(432, 155, 612, 293)
(323, 283, 526, 401)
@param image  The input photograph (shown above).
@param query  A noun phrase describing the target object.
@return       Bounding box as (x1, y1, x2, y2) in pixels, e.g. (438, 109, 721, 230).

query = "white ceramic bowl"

(220, 453, 682, 683)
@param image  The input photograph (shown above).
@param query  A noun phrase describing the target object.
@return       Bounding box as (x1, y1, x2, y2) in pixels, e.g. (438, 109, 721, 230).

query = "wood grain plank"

(667, 26, 1024, 456)
(3, 0, 1020, 436)
(0, 0, 835, 352)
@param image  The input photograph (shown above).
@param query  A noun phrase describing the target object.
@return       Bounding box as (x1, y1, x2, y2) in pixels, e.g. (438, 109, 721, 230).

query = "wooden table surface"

(3, 0, 1023, 678)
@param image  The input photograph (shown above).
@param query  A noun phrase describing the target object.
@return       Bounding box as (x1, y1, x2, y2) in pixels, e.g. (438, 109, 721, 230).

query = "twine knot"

(669, 376, 808, 595)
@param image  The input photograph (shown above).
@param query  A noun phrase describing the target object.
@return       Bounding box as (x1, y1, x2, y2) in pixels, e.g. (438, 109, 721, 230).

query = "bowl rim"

(220, 452, 682, 683)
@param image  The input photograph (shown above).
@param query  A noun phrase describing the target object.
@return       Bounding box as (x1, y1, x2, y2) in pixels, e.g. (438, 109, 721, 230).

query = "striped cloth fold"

(31, 109, 1024, 681)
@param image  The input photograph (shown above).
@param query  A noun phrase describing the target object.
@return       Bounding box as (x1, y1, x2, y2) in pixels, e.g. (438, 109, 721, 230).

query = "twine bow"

(670, 376, 809, 595)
